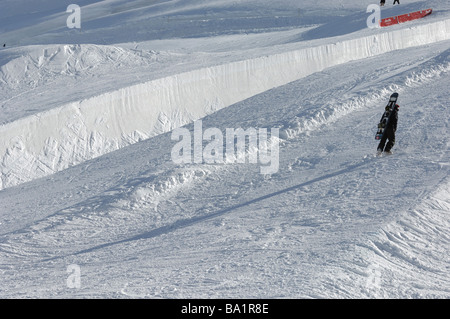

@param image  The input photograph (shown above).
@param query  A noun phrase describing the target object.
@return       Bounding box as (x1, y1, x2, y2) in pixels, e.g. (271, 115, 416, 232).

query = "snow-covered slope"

(0, 0, 449, 298)
(1, 15, 449, 190)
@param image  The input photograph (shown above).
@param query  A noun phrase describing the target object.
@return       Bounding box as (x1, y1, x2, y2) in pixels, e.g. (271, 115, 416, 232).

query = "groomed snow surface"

(0, 0, 449, 298)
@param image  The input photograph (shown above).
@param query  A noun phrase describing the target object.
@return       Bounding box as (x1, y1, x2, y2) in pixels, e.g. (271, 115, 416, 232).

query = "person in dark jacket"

(377, 104, 399, 154)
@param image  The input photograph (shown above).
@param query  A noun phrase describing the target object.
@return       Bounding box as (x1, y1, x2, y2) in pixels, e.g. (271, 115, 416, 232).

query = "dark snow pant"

(393, 0, 400, 4)
(378, 128, 395, 152)
(380, 0, 385, 6)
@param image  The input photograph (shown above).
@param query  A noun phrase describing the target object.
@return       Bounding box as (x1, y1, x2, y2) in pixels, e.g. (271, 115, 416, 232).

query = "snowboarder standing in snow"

(377, 104, 399, 154)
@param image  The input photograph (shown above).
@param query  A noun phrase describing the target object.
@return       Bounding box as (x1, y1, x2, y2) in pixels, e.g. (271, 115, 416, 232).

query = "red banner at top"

(380, 8, 432, 27)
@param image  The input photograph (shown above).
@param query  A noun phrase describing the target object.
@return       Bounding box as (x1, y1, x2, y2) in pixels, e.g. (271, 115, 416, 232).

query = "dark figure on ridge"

(377, 104, 399, 154)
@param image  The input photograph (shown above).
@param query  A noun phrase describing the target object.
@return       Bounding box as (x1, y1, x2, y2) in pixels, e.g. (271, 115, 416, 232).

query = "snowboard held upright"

(375, 93, 398, 140)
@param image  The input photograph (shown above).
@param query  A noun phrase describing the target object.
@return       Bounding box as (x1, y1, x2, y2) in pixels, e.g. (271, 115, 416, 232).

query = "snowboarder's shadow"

(54, 159, 372, 261)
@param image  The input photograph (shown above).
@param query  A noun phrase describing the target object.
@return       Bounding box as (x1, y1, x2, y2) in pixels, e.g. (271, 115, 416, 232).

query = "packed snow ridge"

(1, 19, 449, 190)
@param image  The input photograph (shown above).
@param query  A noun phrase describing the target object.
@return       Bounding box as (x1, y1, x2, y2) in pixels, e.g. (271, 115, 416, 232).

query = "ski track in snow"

(0, 0, 449, 298)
